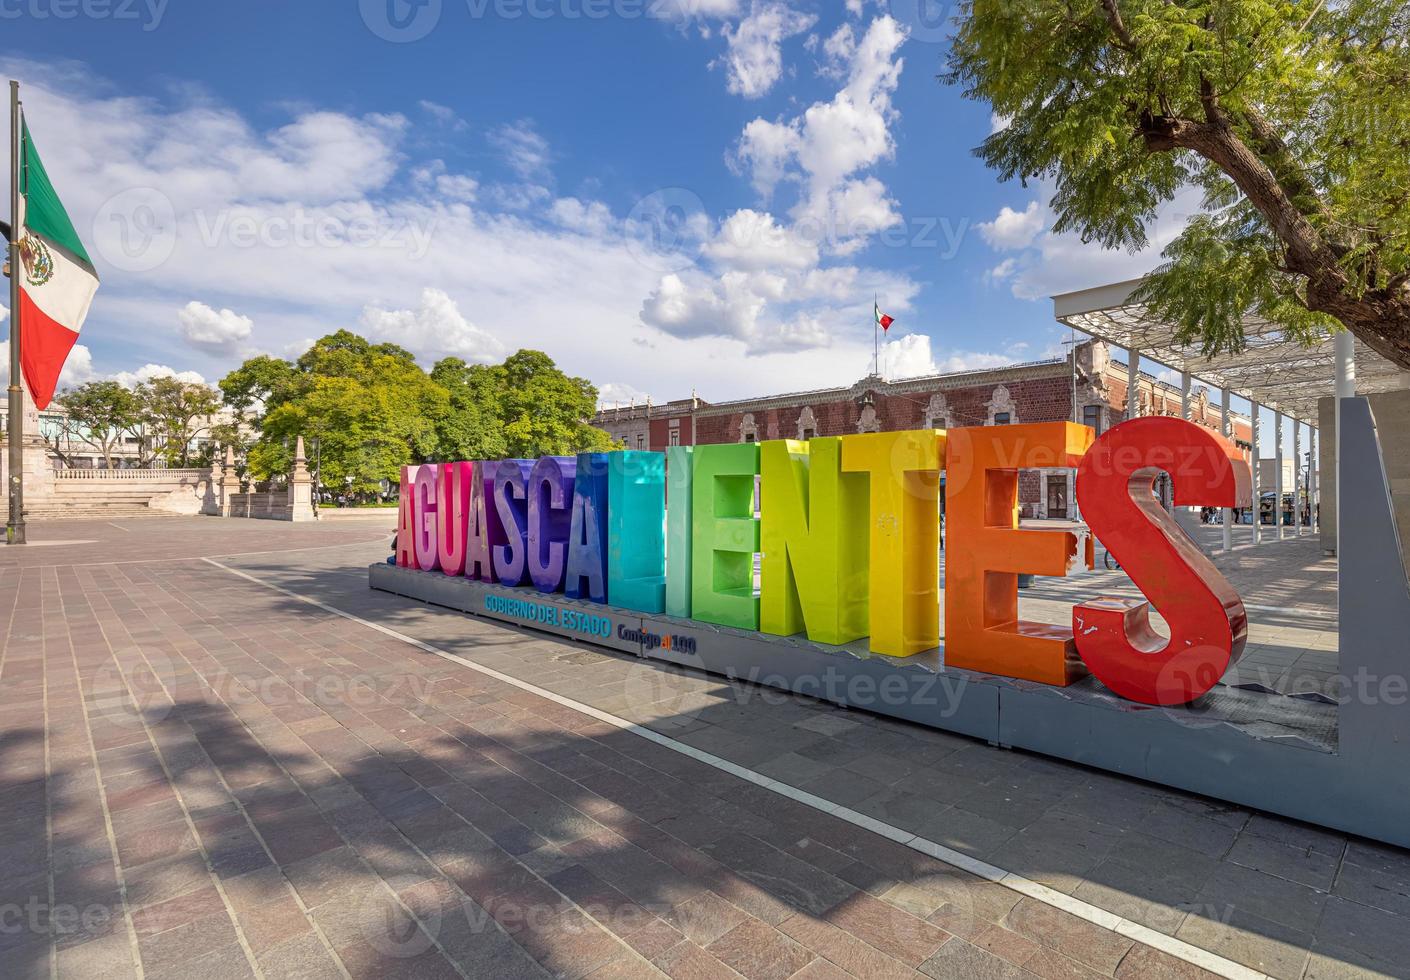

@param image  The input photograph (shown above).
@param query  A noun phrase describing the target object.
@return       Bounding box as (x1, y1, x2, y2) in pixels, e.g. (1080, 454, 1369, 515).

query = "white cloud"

(177, 300, 253, 352)
(733, 117, 801, 199)
(717, 3, 817, 98)
(819, 24, 857, 79)
(984, 257, 1018, 285)
(651, 0, 741, 18)
(111, 363, 207, 388)
(550, 197, 614, 236)
(358, 288, 505, 363)
(0, 339, 94, 389)
(418, 101, 468, 131)
(977, 200, 1044, 249)
(702, 209, 818, 271)
(734, 16, 906, 249)
(878, 334, 1023, 380)
(60, 345, 96, 387)
(488, 120, 550, 181)
(0, 52, 926, 404)
(938, 351, 1014, 373)
(640, 270, 772, 343)
(597, 381, 652, 408)
(656, 16, 914, 357)
(1002, 185, 1203, 300)
(880, 333, 937, 378)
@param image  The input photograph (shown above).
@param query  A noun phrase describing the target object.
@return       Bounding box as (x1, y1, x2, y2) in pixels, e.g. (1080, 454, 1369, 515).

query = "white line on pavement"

(202, 557, 1269, 980)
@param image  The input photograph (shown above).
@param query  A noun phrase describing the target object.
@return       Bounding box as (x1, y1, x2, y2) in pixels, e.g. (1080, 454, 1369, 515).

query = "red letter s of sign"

(1074, 417, 1252, 706)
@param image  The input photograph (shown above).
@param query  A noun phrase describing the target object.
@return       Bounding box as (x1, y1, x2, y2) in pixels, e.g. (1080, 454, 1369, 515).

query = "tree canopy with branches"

(227, 333, 616, 496)
(947, 0, 1410, 367)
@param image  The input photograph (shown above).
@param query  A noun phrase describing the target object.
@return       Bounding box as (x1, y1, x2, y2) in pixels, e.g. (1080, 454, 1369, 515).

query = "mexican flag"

(13, 119, 99, 409)
(874, 302, 894, 331)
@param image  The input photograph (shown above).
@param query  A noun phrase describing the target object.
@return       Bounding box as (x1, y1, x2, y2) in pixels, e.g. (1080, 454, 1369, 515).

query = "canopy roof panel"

(1053, 278, 1407, 426)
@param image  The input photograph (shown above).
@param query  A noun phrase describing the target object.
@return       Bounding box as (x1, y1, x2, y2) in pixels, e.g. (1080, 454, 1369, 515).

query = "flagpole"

(873, 294, 879, 378)
(7, 79, 23, 545)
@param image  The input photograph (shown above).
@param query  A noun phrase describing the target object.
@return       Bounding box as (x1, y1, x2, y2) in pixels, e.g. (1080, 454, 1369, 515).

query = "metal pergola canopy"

(1052, 277, 1406, 427)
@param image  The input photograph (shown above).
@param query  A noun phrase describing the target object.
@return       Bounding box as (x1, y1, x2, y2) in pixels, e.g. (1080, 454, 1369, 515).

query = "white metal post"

(1293, 422, 1303, 536)
(1250, 401, 1261, 546)
(1127, 349, 1140, 419)
(1333, 331, 1355, 558)
(1220, 390, 1233, 551)
(1308, 426, 1318, 533)
(1180, 371, 1191, 419)
(1275, 413, 1285, 540)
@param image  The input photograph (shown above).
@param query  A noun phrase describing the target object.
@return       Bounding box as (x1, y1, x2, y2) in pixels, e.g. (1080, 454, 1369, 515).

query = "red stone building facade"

(593, 341, 1251, 518)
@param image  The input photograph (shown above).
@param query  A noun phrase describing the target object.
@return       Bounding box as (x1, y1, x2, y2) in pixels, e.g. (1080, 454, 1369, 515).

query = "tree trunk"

(1139, 112, 1410, 372)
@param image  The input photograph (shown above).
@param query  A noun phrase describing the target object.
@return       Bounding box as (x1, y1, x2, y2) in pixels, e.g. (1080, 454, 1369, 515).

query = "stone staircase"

(23, 468, 213, 520)
(23, 491, 190, 520)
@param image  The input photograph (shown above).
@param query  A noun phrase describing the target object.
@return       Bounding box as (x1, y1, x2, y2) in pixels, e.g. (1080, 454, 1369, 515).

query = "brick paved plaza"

(1, 518, 1405, 979)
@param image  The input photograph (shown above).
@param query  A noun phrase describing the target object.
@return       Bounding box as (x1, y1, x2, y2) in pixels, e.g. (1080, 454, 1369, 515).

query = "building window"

(1082, 404, 1103, 434)
(993, 412, 1010, 425)
(802, 427, 816, 440)
(744, 433, 756, 442)
(637, 434, 645, 449)
(668, 429, 680, 446)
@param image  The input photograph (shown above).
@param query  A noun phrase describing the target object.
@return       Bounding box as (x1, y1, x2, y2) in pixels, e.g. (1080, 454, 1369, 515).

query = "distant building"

(591, 340, 1252, 519)
(593, 395, 706, 454)
(0, 394, 240, 470)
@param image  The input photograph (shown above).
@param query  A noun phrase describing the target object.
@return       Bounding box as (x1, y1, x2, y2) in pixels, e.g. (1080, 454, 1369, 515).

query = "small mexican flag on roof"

(14, 118, 100, 409)
(874, 302, 894, 331)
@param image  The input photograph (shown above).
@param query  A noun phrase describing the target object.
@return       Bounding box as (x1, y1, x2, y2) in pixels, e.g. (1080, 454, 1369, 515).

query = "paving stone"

(1225, 833, 1340, 891)
(1329, 858, 1410, 918)
(1001, 898, 1133, 974)
(775, 912, 918, 980)
(255, 932, 345, 980)
(919, 937, 1029, 980)
(1193, 860, 1328, 934)
(704, 918, 813, 980)
(4, 521, 1395, 980)
(820, 891, 950, 966)
(1175, 907, 1312, 980)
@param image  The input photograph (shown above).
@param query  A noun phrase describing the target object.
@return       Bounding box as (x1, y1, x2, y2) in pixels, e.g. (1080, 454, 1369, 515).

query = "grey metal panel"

(635, 614, 1001, 742)
(369, 412, 1410, 852)
(997, 684, 1410, 846)
(368, 563, 644, 655)
(1336, 398, 1410, 759)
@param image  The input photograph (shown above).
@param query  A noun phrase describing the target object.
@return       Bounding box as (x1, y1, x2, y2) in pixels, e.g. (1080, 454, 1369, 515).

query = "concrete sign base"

(369, 398, 1410, 849)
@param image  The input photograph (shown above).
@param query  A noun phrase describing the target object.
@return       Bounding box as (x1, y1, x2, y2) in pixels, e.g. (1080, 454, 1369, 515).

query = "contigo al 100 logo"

(397, 417, 1253, 708)
(619, 626, 697, 655)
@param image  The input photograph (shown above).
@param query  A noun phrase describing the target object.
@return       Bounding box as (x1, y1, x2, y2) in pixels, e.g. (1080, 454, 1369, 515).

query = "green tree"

(54, 381, 139, 469)
(223, 334, 617, 493)
(239, 332, 449, 495)
(476, 350, 617, 457)
(135, 377, 222, 467)
(429, 357, 509, 461)
(947, 0, 1410, 367)
(218, 354, 297, 426)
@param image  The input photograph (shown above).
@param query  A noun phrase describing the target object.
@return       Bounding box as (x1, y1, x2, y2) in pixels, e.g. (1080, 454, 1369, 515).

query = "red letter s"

(1074, 417, 1252, 705)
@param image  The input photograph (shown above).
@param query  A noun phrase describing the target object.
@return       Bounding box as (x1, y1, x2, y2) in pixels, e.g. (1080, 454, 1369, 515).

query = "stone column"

(202, 451, 223, 516)
(288, 436, 316, 522)
(219, 445, 241, 517)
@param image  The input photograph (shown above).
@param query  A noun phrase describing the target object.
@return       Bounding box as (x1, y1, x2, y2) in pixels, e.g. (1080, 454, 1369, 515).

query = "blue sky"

(1, 0, 1186, 404)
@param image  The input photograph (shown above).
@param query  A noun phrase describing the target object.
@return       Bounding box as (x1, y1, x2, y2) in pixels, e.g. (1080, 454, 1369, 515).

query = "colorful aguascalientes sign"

(397, 417, 1252, 707)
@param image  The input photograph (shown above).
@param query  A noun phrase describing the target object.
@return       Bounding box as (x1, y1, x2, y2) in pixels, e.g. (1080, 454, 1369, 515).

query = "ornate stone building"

(593, 340, 1251, 518)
